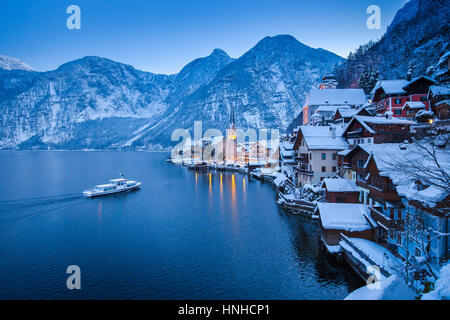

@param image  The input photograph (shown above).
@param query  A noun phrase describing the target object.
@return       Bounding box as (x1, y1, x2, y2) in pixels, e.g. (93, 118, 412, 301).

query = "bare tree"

(383, 133, 450, 294)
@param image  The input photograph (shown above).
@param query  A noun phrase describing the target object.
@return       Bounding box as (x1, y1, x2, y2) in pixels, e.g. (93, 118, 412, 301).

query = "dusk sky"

(0, 0, 409, 74)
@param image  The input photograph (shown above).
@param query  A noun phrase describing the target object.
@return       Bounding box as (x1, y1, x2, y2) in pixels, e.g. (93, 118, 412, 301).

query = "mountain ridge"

(0, 34, 343, 150)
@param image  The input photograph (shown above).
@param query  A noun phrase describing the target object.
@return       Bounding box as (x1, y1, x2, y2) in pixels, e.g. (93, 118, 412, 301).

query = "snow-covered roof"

(358, 115, 414, 125)
(335, 108, 358, 117)
(337, 147, 354, 156)
(341, 236, 402, 275)
(403, 75, 436, 89)
(371, 80, 409, 95)
(402, 101, 425, 110)
(429, 85, 450, 96)
(436, 100, 450, 106)
(305, 89, 367, 106)
(372, 76, 437, 96)
(316, 105, 349, 113)
(322, 177, 359, 192)
(316, 203, 376, 232)
(311, 112, 322, 119)
(344, 116, 413, 136)
(298, 126, 348, 150)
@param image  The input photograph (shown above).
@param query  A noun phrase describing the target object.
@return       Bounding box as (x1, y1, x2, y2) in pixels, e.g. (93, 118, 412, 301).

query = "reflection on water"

(0, 152, 361, 299)
(97, 201, 103, 223)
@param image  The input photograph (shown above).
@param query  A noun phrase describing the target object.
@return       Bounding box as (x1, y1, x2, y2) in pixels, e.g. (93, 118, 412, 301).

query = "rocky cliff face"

(0, 35, 343, 150)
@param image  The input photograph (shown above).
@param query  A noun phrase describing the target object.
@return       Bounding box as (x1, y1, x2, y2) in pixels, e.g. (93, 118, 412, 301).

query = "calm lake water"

(0, 151, 361, 299)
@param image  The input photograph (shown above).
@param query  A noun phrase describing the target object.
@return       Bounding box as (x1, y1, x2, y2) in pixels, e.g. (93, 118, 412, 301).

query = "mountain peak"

(259, 34, 302, 45)
(210, 48, 229, 58)
(0, 55, 33, 71)
(252, 34, 312, 53)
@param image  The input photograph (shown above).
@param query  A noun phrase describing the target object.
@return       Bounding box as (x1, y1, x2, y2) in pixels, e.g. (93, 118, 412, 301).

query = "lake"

(0, 151, 361, 299)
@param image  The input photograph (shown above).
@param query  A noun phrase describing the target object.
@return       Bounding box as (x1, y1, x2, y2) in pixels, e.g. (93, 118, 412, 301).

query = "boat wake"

(0, 194, 83, 224)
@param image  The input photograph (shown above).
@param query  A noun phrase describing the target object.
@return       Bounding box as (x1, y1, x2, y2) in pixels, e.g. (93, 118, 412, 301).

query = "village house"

(428, 85, 450, 120)
(332, 107, 371, 125)
(402, 101, 427, 120)
(371, 75, 437, 118)
(315, 203, 378, 253)
(342, 115, 413, 147)
(321, 177, 360, 203)
(337, 143, 402, 203)
(434, 100, 450, 120)
(293, 126, 348, 186)
(302, 88, 367, 125)
(342, 142, 450, 271)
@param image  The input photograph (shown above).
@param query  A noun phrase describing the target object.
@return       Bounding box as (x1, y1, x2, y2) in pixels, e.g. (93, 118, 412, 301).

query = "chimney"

(330, 126, 336, 139)
(406, 67, 413, 81)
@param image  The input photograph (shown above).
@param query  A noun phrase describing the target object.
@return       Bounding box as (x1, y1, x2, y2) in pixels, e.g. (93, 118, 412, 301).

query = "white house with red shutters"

(371, 75, 437, 118)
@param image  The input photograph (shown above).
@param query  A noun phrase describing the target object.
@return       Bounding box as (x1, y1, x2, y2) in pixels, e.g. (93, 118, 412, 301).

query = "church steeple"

(229, 104, 236, 129)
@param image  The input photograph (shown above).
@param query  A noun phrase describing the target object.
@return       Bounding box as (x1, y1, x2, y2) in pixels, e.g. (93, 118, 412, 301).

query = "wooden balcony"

(294, 167, 314, 176)
(356, 178, 399, 202)
(369, 207, 401, 230)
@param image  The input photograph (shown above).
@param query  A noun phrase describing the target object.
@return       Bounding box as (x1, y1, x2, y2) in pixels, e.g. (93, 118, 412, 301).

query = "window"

(332, 153, 336, 160)
(367, 138, 372, 144)
(309, 153, 312, 160)
(357, 160, 364, 168)
(415, 247, 422, 257)
(395, 99, 402, 104)
(394, 109, 402, 115)
(420, 96, 428, 102)
(321, 153, 326, 160)
(321, 166, 326, 172)
(332, 166, 337, 172)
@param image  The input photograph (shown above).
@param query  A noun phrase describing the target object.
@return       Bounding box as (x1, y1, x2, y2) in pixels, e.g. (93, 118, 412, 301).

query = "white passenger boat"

(83, 175, 141, 198)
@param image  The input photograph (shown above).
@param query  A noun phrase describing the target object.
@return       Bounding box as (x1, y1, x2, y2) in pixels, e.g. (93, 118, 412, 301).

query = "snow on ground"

(273, 172, 287, 187)
(422, 263, 450, 300)
(345, 275, 415, 300)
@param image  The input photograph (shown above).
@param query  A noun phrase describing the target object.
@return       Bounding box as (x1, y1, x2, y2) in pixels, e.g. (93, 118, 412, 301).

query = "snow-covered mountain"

(0, 35, 342, 150)
(0, 55, 33, 71)
(334, 0, 449, 89)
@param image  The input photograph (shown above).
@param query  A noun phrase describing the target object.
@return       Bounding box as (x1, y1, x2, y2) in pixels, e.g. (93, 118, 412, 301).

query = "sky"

(0, 0, 409, 74)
